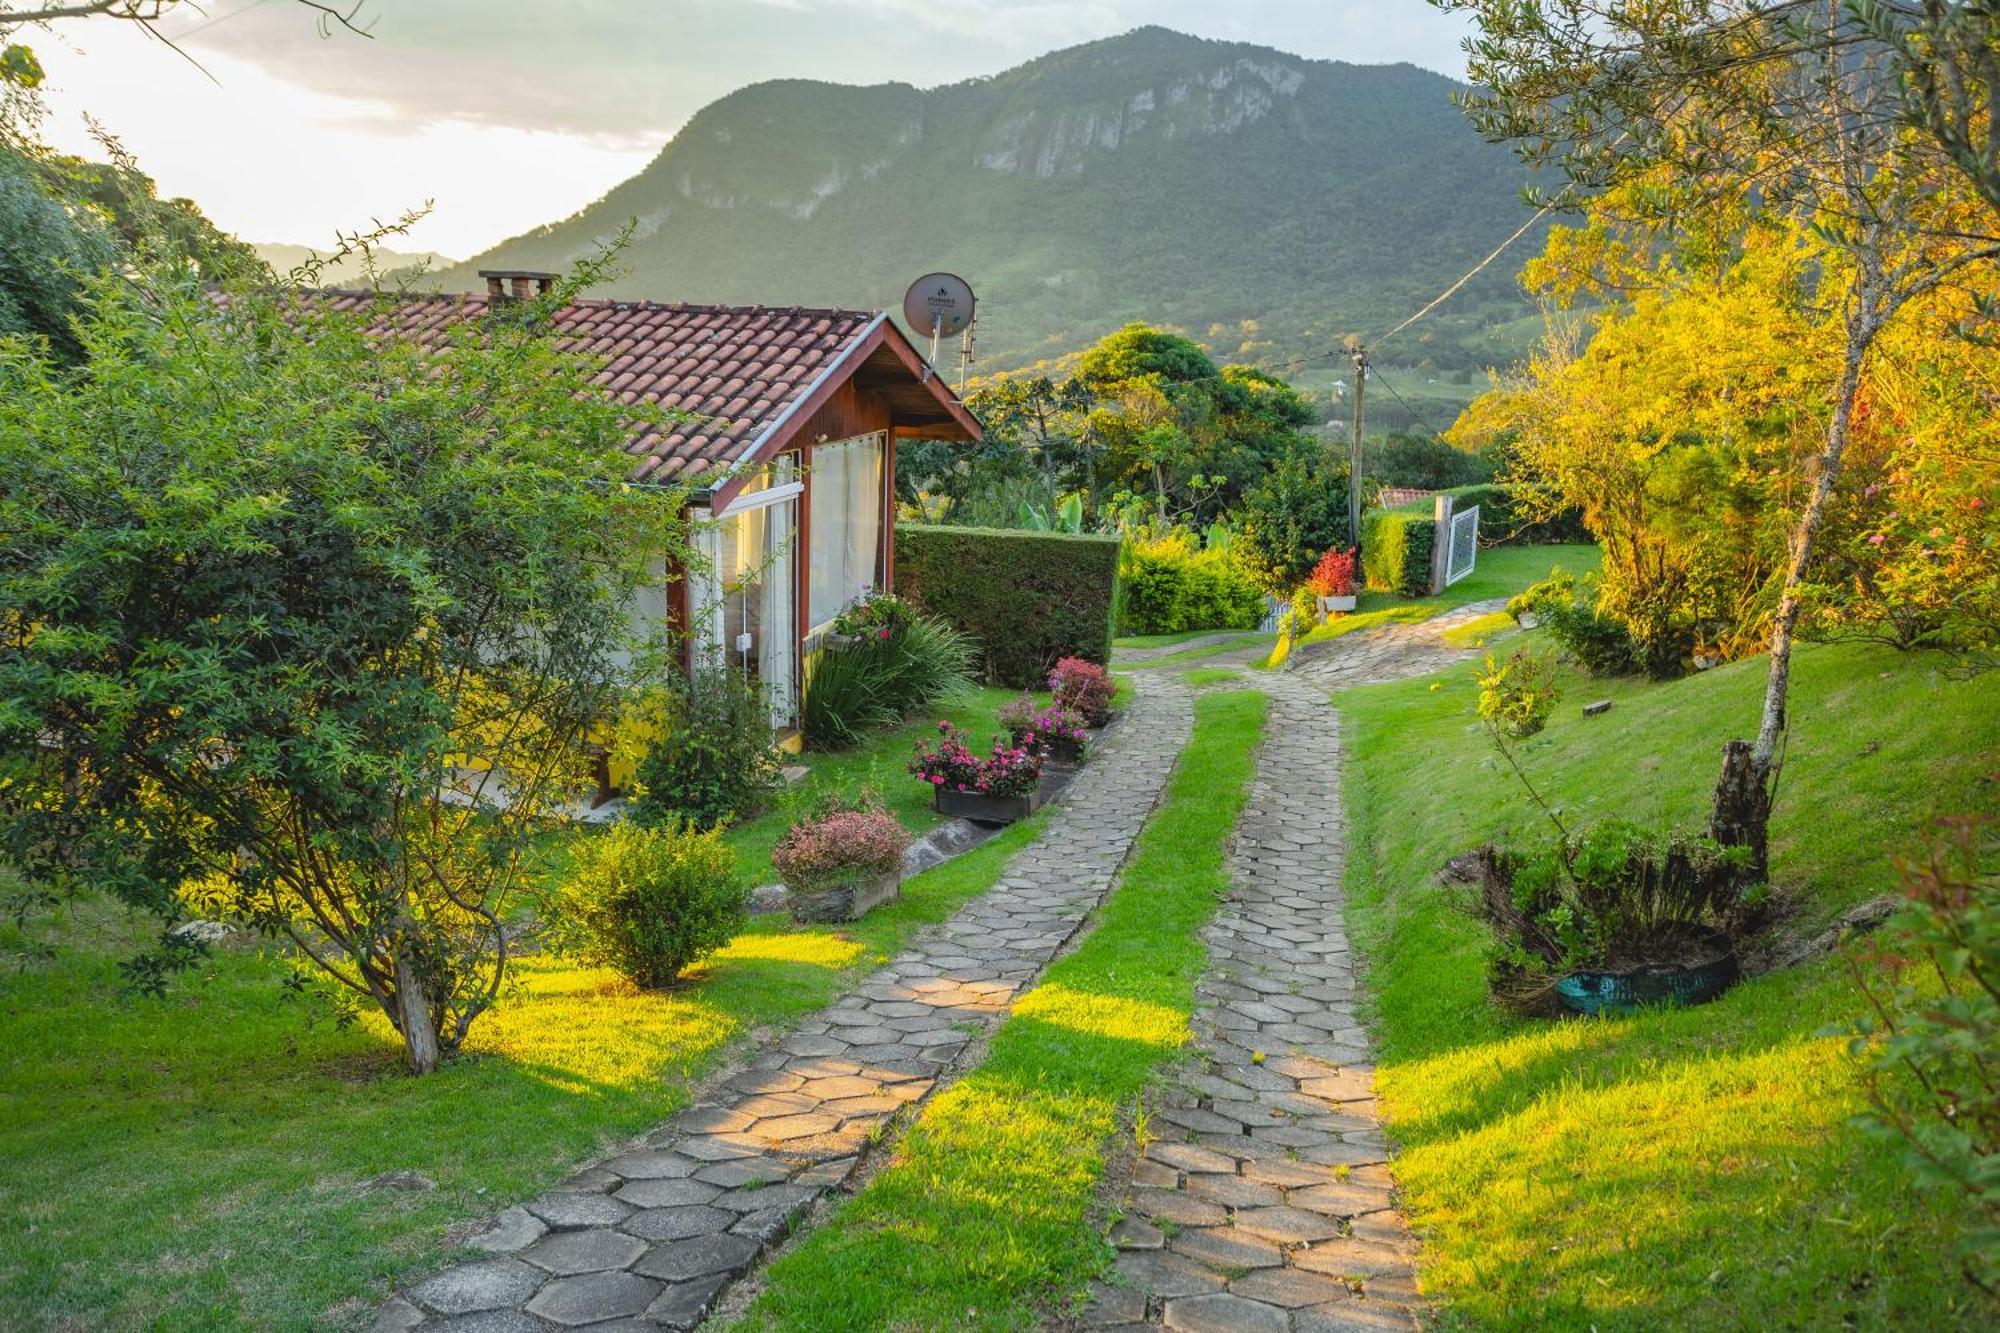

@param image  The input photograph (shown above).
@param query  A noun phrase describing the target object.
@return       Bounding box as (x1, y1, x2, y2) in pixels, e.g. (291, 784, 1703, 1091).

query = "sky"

(24, 0, 1474, 258)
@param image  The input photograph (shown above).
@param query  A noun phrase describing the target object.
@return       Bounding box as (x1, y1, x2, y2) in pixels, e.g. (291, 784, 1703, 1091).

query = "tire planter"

(933, 785, 1045, 825)
(790, 869, 901, 924)
(1555, 947, 1740, 1017)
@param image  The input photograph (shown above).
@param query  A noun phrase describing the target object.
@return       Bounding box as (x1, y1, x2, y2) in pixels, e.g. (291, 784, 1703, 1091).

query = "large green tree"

(0, 259, 686, 1073)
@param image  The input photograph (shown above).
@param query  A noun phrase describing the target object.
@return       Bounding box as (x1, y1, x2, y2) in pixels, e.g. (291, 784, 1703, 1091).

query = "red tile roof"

(315, 291, 884, 484)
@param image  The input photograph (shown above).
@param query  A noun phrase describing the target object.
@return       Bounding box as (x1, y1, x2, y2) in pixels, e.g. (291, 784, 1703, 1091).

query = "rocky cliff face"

(444, 27, 1539, 372)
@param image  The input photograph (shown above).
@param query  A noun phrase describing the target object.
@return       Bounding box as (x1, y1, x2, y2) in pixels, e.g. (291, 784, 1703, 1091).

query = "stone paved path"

(376, 676, 1192, 1333)
(1285, 600, 1507, 691)
(1114, 630, 1270, 664)
(1071, 605, 1510, 1333)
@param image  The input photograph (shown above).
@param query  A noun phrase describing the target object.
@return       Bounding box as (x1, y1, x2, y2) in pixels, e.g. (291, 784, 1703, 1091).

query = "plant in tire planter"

(909, 721, 1046, 824)
(773, 796, 909, 923)
(1049, 657, 1114, 727)
(1307, 546, 1359, 613)
(998, 694, 1089, 763)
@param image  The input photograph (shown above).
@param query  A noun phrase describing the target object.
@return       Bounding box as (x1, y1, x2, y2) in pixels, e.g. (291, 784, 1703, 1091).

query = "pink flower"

(1868, 533, 1886, 545)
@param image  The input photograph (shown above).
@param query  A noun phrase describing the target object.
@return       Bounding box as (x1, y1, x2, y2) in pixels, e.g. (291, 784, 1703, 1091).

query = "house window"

(807, 433, 884, 630)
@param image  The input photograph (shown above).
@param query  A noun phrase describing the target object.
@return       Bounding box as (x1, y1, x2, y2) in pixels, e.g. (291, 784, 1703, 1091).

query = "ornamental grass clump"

(998, 694, 1089, 760)
(908, 721, 1044, 797)
(1049, 656, 1114, 727)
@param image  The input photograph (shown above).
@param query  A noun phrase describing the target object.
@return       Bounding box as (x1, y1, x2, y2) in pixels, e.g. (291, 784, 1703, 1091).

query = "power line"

(1371, 201, 1557, 351)
(1365, 365, 1454, 441)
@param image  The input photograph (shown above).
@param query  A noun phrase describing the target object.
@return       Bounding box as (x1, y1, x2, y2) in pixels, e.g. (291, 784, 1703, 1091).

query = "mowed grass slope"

(1337, 640, 2000, 1329)
(738, 690, 1270, 1331)
(0, 807, 1047, 1331)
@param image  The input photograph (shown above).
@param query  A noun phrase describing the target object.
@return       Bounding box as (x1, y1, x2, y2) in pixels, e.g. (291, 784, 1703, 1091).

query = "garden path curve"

(1285, 600, 1507, 689)
(375, 674, 1193, 1333)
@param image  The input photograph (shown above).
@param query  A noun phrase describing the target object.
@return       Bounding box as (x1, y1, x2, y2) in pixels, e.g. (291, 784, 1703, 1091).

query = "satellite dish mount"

(902, 273, 976, 388)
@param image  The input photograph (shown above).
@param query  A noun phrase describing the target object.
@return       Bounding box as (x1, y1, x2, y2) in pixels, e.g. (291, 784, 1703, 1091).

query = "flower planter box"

(933, 785, 1046, 825)
(790, 869, 902, 924)
(1555, 947, 1740, 1017)
(1318, 593, 1358, 613)
(1044, 734, 1087, 765)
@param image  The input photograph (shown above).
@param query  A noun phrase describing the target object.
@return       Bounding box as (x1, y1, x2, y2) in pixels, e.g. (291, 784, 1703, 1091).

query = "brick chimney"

(479, 269, 559, 302)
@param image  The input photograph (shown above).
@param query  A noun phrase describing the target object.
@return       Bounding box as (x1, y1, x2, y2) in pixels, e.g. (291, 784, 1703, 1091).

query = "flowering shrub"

(998, 694, 1089, 756)
(772, 797, 909, 889)
(1307, 547, 1358, 598)
(830, 590, 913, 640)
(908, 721, 1044, 797)
(1049, 656, 1114, 726)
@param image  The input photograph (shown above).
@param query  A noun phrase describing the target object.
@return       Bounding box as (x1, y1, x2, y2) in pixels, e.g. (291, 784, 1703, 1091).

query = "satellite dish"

(903, 272, 975, 339)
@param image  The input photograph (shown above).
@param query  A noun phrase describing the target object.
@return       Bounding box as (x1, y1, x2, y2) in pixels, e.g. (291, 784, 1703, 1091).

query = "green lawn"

(1337, 639, 2000, 1329)
(1297, 542, 1600, 652)
(0, 803, 1047, 1330)
(723, 686, 1021, 884)
(738, 689, 1270, 1331)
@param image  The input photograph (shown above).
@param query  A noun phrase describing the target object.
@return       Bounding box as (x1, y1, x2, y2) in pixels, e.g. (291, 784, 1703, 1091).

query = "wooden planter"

(933, 784, 1046, 825)
(790, 869, 902, 924)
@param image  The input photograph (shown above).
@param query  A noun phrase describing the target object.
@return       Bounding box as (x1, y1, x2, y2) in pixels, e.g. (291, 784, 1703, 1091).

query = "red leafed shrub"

(1307, 547, 1358, 598)
(908, 721, 1044, 797)
(772, 799, 909, 890)
(1049, 657, 1114, 726)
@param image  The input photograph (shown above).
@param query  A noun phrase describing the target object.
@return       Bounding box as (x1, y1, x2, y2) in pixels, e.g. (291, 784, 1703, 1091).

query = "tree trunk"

(394, 952, 442, 1075)
(1709, 275, 1885, 872)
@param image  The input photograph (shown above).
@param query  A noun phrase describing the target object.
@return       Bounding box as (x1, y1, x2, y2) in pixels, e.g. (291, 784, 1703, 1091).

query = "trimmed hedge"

(895, 524, 1121, 688)
(1361, 508, 1437, 598)
(1438, 484, 1590, 546)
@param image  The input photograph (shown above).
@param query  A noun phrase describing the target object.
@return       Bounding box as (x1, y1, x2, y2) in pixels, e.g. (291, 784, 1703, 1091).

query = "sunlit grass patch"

(1439, 610, 1514, 650)
(1183, 666, 1241, 687)
(739, 690, 1269, 1331)
(1338, 640, 2000, 1329)
(1299, 543, 1601, 651)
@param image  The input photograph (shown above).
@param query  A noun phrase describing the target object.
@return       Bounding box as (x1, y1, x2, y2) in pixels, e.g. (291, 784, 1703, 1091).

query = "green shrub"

(1845, 816, 2000, 1291)
(1360, 508, 1437, 598)
(801, 611, 977, 751)
(1510, 567, 1647, 677)
(1118, 532, 1266, 635)
(1438, 484, 1590, 546)
(1477, 647, 1559, 739)
(895, 524, 1121, 688)
(631, 667, 781, 830)
(545, 820, 746, 989)
(1233, 451, 1353, 595)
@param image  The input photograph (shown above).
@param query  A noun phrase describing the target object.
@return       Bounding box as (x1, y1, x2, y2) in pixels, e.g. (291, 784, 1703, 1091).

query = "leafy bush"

(896, 524, 1121, 687)
(1438, 483, 1590, 546)
(1306, 547, 1358, 598)
(1469, 823, 1755, 1012)
(772, 795, 909, 891)
(1118, 531, 1266, 635)
(1376, 430, 1496, 490)
(830, 590, 914, 638)
(1844, 816, 2000, 1290)
(1360, 507, 1437, 597)
(1478, 648, 1559, 739)
(1233, 451, 1354, 595)
(801, 612, 976, 751)
(1277, 585, 1319, 649)
(631, 667, 780, 830)
(1049, 657, 1115, 727)
(545, 821, 746, 990)
(1509, 567, 1647, 677)
(908, 721, 1043, 797)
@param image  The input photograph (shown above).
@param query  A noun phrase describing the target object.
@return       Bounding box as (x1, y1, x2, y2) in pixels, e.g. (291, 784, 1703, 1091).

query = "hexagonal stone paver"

(614, 1177, 720, 1209)
(1186, 1173, 1285, 1209)
(645, 1273, 730, 1331)
(1146, 1141, 1240, 1174)
(620, 1204, 735, 1242)
(1169, 1225, 1284, 1271)
(1161, 1291, 1290, 1333)
(408, 1258, 543, 1315)
(713, 1181, 819, 1215)
(1130, 1188, 1227, 1228)
(525, 1191, 633, 1230)
(462, 1206, 547, 1254)
(1294, 1298, 1419, 1331)
(1233, 1203, 1352, 1249)
(749, 1112, 841, 1142)
(692, 1156, 791, 1188)
(1229, 1266, 1357, 1308)
(601, 1149, 700, 1181)
(518, 1227, 648, 1276)
(1293, 1236, 1416, 1279)
(674, 1134, 758, 1162)
(416, 1311, 543, 1333)
(1110, 1215, 1165, 1250)
(633, 1231, 761, 1282)
(1292, 1179, 1395, 1217)
(1113, 1249, 1228, 1300)
(523, 1270, 661, 1327)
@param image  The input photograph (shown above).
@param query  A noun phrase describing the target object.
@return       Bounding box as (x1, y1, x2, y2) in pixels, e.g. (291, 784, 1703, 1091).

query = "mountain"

(443, 27, 1543, 374)
(255, 241, 456, 285)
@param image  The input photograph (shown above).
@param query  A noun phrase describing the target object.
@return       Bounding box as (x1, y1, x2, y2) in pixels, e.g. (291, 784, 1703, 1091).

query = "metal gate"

(1445, 504, 1479, 587)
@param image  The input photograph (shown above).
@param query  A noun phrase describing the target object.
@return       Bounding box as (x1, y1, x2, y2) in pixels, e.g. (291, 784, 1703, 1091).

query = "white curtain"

(808, 433, 884, 629)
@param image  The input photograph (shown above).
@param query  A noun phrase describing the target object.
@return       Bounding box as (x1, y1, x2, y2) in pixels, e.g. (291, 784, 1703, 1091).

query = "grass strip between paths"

(736, 689, 1270, 1332)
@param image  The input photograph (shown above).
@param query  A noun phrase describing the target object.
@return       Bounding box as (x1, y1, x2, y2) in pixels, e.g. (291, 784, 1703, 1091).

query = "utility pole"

(1347, 345, 1367, 548)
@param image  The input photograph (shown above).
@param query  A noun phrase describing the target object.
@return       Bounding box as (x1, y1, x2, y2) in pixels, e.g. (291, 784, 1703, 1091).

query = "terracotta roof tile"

(318, 291, 882, 483)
